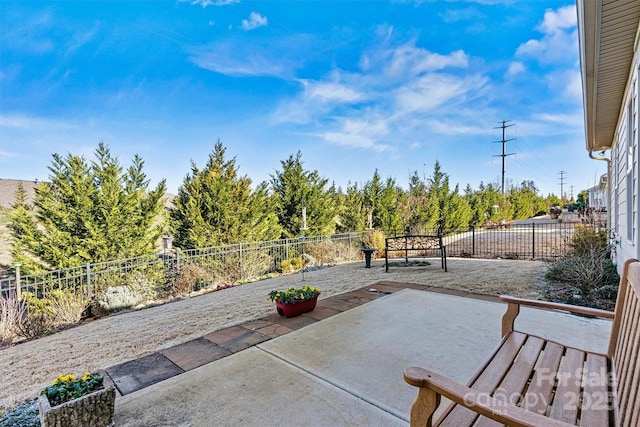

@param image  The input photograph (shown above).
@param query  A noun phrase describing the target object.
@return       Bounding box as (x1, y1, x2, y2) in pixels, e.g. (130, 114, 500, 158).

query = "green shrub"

(361, 230, 385, 256)
(280, 257, 303, 273)
(569, 225, 608, 256)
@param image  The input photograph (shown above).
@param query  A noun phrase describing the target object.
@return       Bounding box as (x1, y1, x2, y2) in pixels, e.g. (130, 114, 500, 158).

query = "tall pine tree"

(171, 141, 281, 248)
(10, 143, 166, 273)
(270, 152, 336, 238)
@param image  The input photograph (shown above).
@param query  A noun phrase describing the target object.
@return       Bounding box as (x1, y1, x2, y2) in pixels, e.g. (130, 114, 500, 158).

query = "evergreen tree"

(10, 143, 166, 273)
(8, 182, 41, 273)
(270, 152, 336, 238)
(509, 181, 545, 220)
(363, 170, 384, 228)
(171, 141, 281, 248)
(424, 161, 472, 231)
(378, 177, 404, 232)
(337, 181, 366, 232)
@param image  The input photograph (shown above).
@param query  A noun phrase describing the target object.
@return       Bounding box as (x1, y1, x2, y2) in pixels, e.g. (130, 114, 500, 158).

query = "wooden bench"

(385, 235, 447, 272)
(404, 258, 640, 426)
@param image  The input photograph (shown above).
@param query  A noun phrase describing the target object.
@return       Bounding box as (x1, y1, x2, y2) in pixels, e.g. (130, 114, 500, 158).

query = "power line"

(558, 171, 567, 200)
(493, 120, 515, 195)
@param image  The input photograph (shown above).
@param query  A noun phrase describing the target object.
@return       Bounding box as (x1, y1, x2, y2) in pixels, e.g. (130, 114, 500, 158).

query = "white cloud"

(538, 5, 577, 34)
(271, 35, 490, 153)
(361, 40, 469, 80)
(563, 70, 582, 99)
(0, 114, 77, 130)
(395, 73, 486, 114)
(242, 12, 268, 31)
(189, 40, 290, 78)
(302, 79, 365, 103)
(506, 61, 525, 77)
(320, 118, 393, 152)
(439, 7, 484, 23)
(516, 5, 577, 65)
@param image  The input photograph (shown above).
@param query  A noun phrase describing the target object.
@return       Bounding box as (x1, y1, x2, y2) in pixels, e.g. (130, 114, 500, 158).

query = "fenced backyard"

(0, 222, 593, 308)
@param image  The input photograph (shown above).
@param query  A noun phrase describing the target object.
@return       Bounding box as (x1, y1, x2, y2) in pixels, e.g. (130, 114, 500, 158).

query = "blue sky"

(1, 0, 602, 198)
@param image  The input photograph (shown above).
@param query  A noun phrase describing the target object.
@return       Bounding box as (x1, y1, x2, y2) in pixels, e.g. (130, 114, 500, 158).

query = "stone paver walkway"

(105, 281, 500, 397)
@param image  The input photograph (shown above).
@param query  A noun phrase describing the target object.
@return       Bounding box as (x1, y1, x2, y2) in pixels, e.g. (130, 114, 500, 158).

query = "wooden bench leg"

(410, 387, 441, 427)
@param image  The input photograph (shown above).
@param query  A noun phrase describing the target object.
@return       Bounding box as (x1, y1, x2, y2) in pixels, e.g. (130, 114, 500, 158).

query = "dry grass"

(0, 257, 547, 410)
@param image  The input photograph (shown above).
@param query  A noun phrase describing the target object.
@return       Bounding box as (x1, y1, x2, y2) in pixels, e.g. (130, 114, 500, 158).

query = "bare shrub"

(17, 312, 50, 339)
(305, 240, 356, 264)
(168, 261, 211, 296)
(47, 289, 86, 325)
(127, 269, 164, 302)
(0, 296, 26, 344)
(97, 286, 143, 312)
(361, 230, 385, 257)
(235, 250, 272, 281)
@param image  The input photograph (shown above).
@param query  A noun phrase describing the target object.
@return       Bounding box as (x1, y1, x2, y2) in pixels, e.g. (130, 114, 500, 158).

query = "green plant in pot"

(268, 285, 321, 317)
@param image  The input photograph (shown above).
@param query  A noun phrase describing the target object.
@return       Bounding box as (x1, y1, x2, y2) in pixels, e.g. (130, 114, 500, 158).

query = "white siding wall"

(610, 54, 640, 272)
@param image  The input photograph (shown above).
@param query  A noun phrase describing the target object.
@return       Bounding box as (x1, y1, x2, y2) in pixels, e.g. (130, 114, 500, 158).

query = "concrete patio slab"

(114, 347, 405, 427)
(113, 288, 612, 426)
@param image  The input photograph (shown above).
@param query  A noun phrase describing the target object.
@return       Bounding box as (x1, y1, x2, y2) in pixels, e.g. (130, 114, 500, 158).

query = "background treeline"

(9, 141, 564, 274)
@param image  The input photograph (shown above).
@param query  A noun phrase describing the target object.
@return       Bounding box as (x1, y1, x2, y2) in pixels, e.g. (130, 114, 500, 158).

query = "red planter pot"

(275, 296, 318, 318)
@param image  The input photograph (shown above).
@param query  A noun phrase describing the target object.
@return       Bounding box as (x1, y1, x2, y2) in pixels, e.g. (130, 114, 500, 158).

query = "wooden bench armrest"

(499, 295, 614, 336)
(404, 367, 575, 427)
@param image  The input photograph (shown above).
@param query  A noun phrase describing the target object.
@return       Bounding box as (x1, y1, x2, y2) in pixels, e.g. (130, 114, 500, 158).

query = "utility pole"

(570, 185, 574, 200)
(493, 120, 515, 194)
(558, 171, 567, 201)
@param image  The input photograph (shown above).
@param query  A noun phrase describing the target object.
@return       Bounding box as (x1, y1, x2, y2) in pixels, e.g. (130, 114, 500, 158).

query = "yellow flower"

(82, 371, 92, 381)
(55, 374, 75, 384)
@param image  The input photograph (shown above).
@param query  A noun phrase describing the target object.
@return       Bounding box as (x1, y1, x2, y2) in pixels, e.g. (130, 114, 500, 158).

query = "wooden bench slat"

(473, 336, 546, 427)
(521, 341, 564, 416)
(497, 336, 545, 405)
(549, 348, 585, 424)
(612, 282, 634, 368)
(617, 292, 639, 425)
(580, 353, 612, 427)
(438, 332, 527, 427)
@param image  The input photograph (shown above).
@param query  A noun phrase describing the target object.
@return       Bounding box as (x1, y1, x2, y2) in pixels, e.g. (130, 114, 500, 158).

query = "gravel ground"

(0, 257, 547, 410)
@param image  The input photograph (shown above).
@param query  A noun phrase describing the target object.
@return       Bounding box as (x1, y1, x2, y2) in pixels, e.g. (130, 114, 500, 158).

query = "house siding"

(609, 50, 640, 272)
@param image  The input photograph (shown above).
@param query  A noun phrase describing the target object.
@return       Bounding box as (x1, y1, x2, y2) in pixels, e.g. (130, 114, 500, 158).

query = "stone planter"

(275, 296, 319, 318)
(39, 373, 116, 427)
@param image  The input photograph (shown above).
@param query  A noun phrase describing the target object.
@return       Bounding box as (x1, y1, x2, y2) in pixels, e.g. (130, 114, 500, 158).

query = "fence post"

(176, 250, 181, 272)
(86, 262, 92, 300)
(472, 226, 475, 256)
(14, 264, 21, 300)
(532, 223, 536, 259)
(239, 243, 243, 280)
(285, 239, 289, 260)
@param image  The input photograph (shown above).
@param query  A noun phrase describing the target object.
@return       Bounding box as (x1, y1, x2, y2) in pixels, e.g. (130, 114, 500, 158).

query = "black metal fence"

(387, 222, 590, 261)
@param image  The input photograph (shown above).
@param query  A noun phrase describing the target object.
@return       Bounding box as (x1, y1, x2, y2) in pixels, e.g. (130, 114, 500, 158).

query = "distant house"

(0, 179, 40, 209)
(577, 0, 640, 270)
(586, 177, 607, 212)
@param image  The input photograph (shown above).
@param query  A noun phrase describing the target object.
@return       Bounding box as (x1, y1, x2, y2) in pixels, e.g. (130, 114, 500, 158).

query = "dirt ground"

(0, 257, 547, 410)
